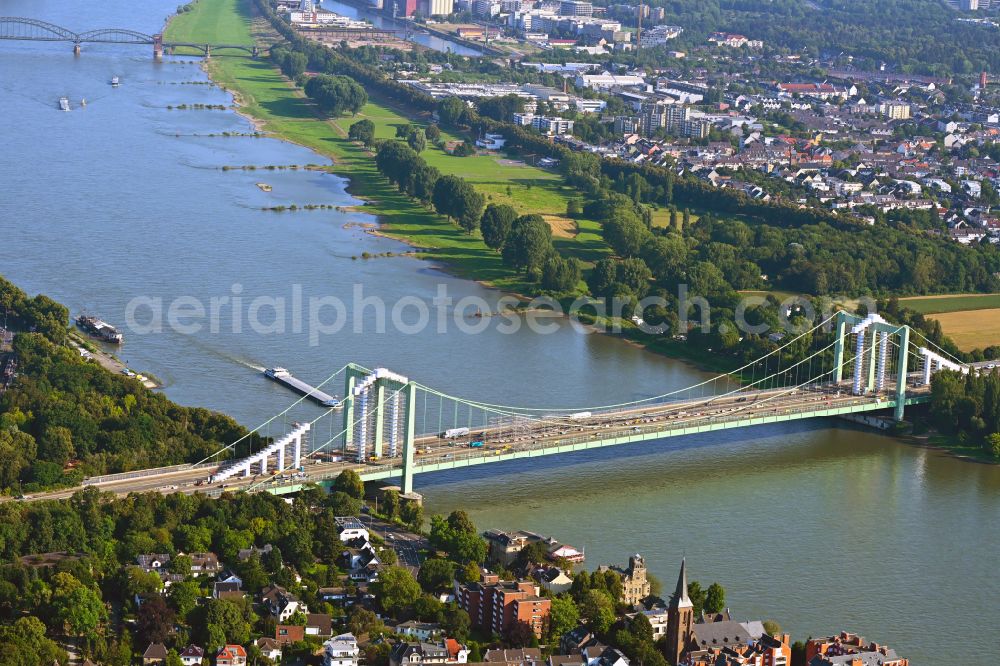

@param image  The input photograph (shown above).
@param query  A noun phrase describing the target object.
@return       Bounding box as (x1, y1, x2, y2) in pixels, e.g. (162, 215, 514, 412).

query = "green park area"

(164, 0, 609, 292)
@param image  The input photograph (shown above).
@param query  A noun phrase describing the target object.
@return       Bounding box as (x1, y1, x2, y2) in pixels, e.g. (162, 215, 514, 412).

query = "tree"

(705, 583, 726, 615)
(567, 199, 582, 217)
(425, 124, 441, 142)
(304, 74, 368, 116)
(38, 426, 74, 467)
(457, 561, 481, 584)
(126, 566, 163, 598)
(204, 598, 252, 649)
(332, 469, 364, 499)
(988, 432, 1000, 459)
(580, 589, 615, 635)
(603, 212, 652, 257)
(686, 581, 707, 617)
(348, 607, 384, 637)
(443, 607, 471, 642)
(407, 129, 427, 153)
(417, 558, 456, 593)
(762, 619, 781, 636)
(169, 580, 201, 620)
(400, 501, 424, 531)
(170, 554, 193, 576)
(438, 97, 467, 127)
(433, 175, 485, 233)
(548, 595, 580, 641)
(348, 119, 376, 147)
(541, 256, 582, 292)
(51, 576, 105, 639)
(0, 616, 67, 666)
(480, 203, 517, 250)
(502, 215, 553, 274)
(413, 595, 443, 622)
(382, 489, 400, 519)
(137, 596, 176, 644)
(504, 620, 537, 648)
(371, 567, 421, 616)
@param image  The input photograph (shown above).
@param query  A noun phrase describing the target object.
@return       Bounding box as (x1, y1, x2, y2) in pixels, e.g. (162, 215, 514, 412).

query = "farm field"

(899, 293, 1000, 314)
(926, 308, 1000, 351)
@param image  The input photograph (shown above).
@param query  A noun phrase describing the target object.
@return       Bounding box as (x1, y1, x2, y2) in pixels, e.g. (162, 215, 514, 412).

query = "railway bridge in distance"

(0, 17, 259, 58)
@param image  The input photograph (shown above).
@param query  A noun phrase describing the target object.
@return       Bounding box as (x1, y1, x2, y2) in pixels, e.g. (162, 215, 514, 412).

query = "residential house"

(137, 554, 171, 575)
(216, 646, 247, 666)
(179, 646, 205, 666)
(484, 649, 543, 666)
(275, 625, 306, 645)
(560, 626, 596, 655)
(580, 645, 629, 666)
(805, 632, 908, 666)
(213, 575, 244, 600)
(548, 657, 586, 666)
(261, 585, 308, 622)
(306, 613, 334, 638)
(238, 544, 273, 561)
(335, 517, 370, 543)
(143, 644, 168, 666)
(256, 638, 282, 663)
(189, 552, 222, 577)
(323, 634, 360, 666)
(533, 567, 573, 594)
(395, 620, 441, 641)
(342, 541, 381, 582)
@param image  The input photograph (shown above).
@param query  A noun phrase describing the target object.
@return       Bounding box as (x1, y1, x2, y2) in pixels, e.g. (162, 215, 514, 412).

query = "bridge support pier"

(153, 34, 164, 61)
(894, 326, 910, 421)
(372, 383, 386, 459)
(401, 382, 417, 495)
(204, 44, 211, 58)
(73, 42, 80, 56)
(833, 312, 848, 382)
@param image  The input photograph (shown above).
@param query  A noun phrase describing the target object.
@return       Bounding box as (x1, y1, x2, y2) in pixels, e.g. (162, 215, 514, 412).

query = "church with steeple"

(665, 558, 695, 665)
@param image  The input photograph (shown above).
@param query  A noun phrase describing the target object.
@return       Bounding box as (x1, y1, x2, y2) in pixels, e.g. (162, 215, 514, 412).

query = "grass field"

(165, 0, 254, 45)
(925, 308, 1000, 351)
(899, 293, 1000, 314)
(163, 0, 607, 292)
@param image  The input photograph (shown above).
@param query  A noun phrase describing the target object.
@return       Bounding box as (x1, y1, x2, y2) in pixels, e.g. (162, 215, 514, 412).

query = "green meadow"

(163, 0, 609, 292)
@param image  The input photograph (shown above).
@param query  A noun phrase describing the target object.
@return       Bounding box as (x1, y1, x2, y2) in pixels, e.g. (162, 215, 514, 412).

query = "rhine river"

(0, 0, 998, 661)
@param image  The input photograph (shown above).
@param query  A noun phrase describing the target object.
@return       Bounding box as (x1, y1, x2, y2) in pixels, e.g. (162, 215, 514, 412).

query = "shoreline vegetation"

(158, 0, 998, 466)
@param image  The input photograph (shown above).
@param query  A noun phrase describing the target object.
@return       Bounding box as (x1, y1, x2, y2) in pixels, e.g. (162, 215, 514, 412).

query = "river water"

(0, 1, 998, 662)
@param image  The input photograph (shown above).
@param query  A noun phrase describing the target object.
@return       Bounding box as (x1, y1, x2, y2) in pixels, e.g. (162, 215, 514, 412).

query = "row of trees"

(372, 139, 485, 232)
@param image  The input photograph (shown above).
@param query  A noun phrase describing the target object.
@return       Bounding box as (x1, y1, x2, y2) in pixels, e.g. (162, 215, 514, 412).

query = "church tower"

(665, 558, 694, 665)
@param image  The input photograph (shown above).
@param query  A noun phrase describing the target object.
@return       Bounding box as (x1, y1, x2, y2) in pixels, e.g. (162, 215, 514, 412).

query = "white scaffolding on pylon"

(210, 422, 310, 483)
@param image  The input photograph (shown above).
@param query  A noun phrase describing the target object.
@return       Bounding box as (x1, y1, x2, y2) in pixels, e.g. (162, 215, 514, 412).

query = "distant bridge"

(0, 17, 259, 58)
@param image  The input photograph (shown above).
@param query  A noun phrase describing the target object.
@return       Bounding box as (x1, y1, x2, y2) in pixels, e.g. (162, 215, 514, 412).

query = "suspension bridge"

(0, 17, 259, 58)
(18, 311, 975, 503)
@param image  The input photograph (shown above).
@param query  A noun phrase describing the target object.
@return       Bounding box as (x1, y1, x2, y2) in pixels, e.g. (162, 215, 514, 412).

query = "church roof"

(669, 558, 693, 610)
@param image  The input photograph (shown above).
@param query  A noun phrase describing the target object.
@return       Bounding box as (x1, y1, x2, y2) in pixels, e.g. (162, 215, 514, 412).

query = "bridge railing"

(83, 461, 218, 486)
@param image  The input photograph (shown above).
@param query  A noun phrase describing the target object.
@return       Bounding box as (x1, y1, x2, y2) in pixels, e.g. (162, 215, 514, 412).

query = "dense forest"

(0, 276, 258, 494)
